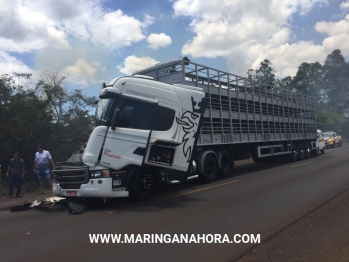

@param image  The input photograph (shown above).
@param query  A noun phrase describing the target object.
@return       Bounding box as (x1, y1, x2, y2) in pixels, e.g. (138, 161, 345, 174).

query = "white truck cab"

(52, 75, 206, 199)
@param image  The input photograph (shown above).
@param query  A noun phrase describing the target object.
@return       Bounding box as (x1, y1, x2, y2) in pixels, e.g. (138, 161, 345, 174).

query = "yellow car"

(323, 131, 342, 148)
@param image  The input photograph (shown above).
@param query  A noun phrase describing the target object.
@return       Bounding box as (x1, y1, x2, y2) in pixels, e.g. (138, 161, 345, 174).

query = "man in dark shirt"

(6, 152, 25, 198)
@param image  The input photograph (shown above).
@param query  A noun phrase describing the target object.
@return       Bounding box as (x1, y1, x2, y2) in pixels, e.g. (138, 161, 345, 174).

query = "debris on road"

(9, 196, 93, 214)
(10, 196, 68, 213)
(68, 201, 90, 214)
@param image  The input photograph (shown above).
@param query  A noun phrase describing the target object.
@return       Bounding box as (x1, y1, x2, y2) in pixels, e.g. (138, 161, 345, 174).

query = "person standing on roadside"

(6, 152, 25, 198)
(34, 145, 55, 195)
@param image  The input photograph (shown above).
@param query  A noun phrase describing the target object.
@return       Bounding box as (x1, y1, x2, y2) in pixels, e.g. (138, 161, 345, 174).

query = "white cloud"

(0, 1, 70, 53)
(0, 50, 33, 74)
(172, 0, 334, 78)
(118, 56, 159, 75)
(63, 59, 97, 85)
(0, 0, 153, 53)
(315, 15, 349, 35)
(0, 0, 155, 87)
(147, 33, 172, 49)
(315, 14, 349, 53)
(340, 0, 349, 9)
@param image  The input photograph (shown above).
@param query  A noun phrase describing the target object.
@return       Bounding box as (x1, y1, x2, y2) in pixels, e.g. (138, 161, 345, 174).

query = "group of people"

(6, 145, 55, 198)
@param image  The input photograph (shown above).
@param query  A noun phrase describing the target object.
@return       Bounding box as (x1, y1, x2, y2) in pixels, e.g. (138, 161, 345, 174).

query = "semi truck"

(52, 57, 318, 200)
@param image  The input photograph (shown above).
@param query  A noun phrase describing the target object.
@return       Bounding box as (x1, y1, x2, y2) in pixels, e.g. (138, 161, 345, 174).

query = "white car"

(316, 129, 325, 154)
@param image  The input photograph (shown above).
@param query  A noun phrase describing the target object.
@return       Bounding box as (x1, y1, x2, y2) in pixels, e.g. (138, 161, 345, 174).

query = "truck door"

(100, 98, 157, 170)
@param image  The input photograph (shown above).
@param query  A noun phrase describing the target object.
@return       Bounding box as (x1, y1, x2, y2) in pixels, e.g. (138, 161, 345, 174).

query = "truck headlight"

(90, 170, 110, 178)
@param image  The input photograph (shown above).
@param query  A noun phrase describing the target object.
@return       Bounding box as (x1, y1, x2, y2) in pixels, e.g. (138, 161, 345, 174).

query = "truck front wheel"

(200, 154, 218, 183)
(129, 168, 153, 201)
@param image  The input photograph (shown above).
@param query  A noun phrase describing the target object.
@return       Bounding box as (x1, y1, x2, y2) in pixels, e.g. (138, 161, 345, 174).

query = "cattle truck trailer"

(52, 57, 317, 200)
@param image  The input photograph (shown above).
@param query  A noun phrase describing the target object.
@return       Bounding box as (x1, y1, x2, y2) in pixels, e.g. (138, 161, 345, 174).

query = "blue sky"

(1, 0, 349, 98)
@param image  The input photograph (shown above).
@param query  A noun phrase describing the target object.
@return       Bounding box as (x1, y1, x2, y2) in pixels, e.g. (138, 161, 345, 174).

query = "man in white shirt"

(33, 144, 55, 194)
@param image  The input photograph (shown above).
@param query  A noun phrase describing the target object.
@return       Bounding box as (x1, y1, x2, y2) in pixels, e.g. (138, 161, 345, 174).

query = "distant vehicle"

(316, 129, 325, 154)
(323, 131, 342, 148)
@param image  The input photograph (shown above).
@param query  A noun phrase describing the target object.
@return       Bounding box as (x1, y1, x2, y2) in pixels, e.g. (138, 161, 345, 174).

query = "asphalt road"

(0, 145, 348, 262)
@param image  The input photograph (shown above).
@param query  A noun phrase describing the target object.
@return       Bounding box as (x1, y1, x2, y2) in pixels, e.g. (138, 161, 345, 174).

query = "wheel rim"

(139, 173, 152, 192)
(299, 147, 304, 159)
(305, 147, 311, 158)
(221, 155, 229, 170)
(292, 147, 298, 161)
(205, 161, 216, 178)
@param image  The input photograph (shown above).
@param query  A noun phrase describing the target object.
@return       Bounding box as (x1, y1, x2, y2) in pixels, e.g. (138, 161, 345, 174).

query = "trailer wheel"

(288, 144, 298, 162)
(304, 143, 311, 159)
(218, 150, 232, 176)
(129, 168, 153, 201)
(297, 144, 305, 161)
(200, 154, 218, 183)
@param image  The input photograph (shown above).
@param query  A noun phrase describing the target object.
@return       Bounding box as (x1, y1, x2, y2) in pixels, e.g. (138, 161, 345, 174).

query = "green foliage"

(248, 59, 276, 86)
(256, 59, 276, 85)
(317, 111, 349, 139)
(0, 71, 97, 194)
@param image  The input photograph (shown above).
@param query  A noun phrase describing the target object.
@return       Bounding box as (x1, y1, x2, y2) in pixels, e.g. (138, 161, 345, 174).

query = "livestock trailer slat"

(133, 58, 317, 146)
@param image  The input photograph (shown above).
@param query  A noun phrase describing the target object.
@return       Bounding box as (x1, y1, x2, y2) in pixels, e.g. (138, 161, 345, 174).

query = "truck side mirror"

(111, 107, 120, 131)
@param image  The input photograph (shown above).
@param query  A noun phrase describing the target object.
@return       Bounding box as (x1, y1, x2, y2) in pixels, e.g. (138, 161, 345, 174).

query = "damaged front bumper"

(52, 164, 129, 198)
(52, 179, 129, 198)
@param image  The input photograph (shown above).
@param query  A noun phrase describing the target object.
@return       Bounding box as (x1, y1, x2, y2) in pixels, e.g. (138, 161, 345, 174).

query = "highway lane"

(0, 145, 348, 262)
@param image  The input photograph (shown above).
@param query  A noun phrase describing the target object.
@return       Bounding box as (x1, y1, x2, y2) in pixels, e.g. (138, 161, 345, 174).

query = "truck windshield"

(94, 98, 118, 126)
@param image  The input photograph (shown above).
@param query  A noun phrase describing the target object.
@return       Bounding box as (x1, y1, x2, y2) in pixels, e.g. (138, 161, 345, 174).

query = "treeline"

(248, 49, 349, 137)
(0, 71, 96, 181)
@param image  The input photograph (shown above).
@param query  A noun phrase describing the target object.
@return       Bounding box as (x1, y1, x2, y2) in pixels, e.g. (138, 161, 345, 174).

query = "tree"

(276, 76, 293, 91)
(0, 73, 53, 177)
(321, 49, 349, 114)
(255, 59, 276, 86)
(35, 70, 97, 161)
(0, 71, 97, 180)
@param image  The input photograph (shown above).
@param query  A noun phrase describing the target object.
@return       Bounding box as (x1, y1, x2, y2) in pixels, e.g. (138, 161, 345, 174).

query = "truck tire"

(200, 154, 218, 183)
(129, 168, 153, 201)
(218, 150, 232, 176)
(321, 147, 325, 154)
(304, 143, 311, 159)
(297, 144, 305, 161)
(288, 144, 298, 162)
(315, 147, 320, 156)
(338, 140, 342, 147)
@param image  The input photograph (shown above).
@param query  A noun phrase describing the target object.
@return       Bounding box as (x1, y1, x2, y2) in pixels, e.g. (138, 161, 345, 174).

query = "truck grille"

(52, 166, 89, 185)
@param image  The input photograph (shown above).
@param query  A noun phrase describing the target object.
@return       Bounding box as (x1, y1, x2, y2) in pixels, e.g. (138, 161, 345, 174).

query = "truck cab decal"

(176, 96, 206, 163)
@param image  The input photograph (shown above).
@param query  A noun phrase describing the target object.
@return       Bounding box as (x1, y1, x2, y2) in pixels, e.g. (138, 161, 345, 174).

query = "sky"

(1, 0, 349, 98)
